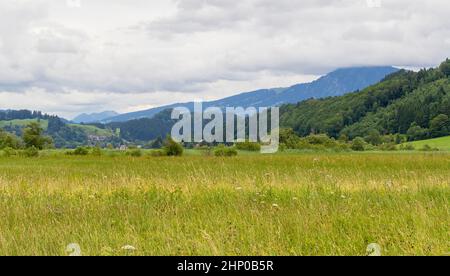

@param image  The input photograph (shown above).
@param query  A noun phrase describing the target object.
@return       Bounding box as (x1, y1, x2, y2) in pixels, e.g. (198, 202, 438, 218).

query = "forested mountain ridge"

(103, 66, 398, 122)
(0, 110, 121, 148)
(280, 59, 450, 141)
(2, 60, 449, 148)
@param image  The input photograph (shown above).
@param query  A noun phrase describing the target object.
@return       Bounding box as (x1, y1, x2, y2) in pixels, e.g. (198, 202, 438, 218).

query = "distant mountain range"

(3, 59, 449, 148)
(73, 111, 119, 123)
(102, 66, 399, 123)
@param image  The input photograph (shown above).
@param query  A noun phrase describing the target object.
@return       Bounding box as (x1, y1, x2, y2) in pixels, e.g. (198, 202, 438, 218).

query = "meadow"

(405, 136, 450, 151)
(0, 152, 448, 256)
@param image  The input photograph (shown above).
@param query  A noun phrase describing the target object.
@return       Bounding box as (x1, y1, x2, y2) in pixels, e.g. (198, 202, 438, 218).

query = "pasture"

(0, 152, 448, 256)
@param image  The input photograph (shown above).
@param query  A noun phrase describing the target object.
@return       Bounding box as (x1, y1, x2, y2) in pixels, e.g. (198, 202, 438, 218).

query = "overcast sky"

(0, 0, 449, 119)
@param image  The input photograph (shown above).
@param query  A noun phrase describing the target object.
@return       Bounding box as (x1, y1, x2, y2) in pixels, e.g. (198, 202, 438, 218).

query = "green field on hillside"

(0, 152, 448, 256)
(0, 119, 48, 130)
(67, 124, 114, 137)
(405, 136, 450, 151)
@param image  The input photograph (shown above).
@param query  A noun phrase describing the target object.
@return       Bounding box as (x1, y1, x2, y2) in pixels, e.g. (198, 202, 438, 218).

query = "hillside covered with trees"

(280, 59, 450, 142)
(0, 110, 120, 148)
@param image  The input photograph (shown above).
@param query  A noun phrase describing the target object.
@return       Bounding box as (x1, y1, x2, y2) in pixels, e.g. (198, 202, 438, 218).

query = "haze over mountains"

(73, 111, 119, 124)
(99, 66, 398, 123)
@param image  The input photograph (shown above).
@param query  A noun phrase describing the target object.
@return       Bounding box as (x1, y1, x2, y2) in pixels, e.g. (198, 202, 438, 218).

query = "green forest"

(280, 59, 450, 141)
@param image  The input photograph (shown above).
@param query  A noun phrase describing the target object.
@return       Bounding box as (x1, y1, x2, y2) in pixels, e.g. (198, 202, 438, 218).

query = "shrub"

(378, 143, 397, 151)
(163, 137, 184, 156)
(292, 134, 349, 152)
(420, 144, 439, 152)
(399, 144, 415, 151)
(279, 128, 301, 149)
(214, 146, 238, 157)
(127, 149, 143, 157)
(0, 131, 22, 149)
(407, 123, 429, 141)
(91, 146, 103, 156)
(305, 134, 335, 146)
(150, 150, 166, 157)
(23, 146, 39, 157)
(351, 137, 366, 151)
(73, 147, 89, 156)
(148, 136, 164, 149)
(235, 141, 261, 151)
(1, 147, 17, 157)
(364, 129, 382, 145)
(336, 143, 351, 151)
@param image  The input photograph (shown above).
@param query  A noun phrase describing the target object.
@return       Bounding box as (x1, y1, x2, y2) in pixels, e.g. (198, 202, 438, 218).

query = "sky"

(0, 0, 449, 119)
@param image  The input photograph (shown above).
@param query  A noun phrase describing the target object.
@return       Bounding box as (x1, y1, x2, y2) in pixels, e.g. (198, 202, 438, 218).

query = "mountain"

(73, 111, 119, 123)
(0, 109, 123, 148)
(106, 109, 176, 142)
(104, 66, 398, 122)
(107, 61, 449, 144)
(280, 59, 450, 140)
(2, 61, 448, 147)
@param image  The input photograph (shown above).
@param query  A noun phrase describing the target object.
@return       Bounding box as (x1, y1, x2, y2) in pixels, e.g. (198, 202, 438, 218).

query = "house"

(119, 145, 128, 151)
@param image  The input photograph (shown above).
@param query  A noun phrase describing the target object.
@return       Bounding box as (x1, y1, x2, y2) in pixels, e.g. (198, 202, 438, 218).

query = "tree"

(0, 129, 22, 149)
(163, 136, 184, 156)
(22, 122, 53, 150)
(351, 137, 366, 151)
(406, 122, 429, 141)
(338, 134, 349, 143)
(439, 59, 450, 77)
(364, 129, 382, 145)
(429, 114, 450, 137)
(279, 128, 300, 149)
(149, 136, 164, 149)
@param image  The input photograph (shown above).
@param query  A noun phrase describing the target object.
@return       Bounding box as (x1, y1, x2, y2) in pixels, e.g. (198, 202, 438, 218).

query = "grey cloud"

(0, 0, 450, 117)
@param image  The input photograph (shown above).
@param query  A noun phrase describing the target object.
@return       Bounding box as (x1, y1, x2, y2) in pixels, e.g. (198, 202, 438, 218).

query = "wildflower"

(385, 180, 393, 188)
(121, 245, 136, 251)
(366, 243, 382, 256)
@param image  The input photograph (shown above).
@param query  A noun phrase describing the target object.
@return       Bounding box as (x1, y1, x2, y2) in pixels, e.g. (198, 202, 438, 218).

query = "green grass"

(0, 119, 48, 130)
(67, 124, 114, 137)
(405, 136, 450, 151)
(0, 152, 448, 256)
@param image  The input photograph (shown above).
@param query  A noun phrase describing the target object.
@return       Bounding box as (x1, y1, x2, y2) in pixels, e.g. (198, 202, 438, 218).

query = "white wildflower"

(121, 245, 136, 251)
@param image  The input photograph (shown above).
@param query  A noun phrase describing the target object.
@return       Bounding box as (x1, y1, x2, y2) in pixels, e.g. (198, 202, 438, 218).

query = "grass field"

(0, 152, 448, 256)
(406, 136, 450, 151)
(67, 124, 114, 137)
(0, 119, 48, 130)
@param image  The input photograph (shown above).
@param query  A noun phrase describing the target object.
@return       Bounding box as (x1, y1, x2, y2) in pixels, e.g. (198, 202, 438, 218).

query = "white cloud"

(0, 0, 449, 118)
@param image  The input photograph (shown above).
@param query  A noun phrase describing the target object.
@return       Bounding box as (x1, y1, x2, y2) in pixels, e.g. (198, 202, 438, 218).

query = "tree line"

(280, 59, 450, 142)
